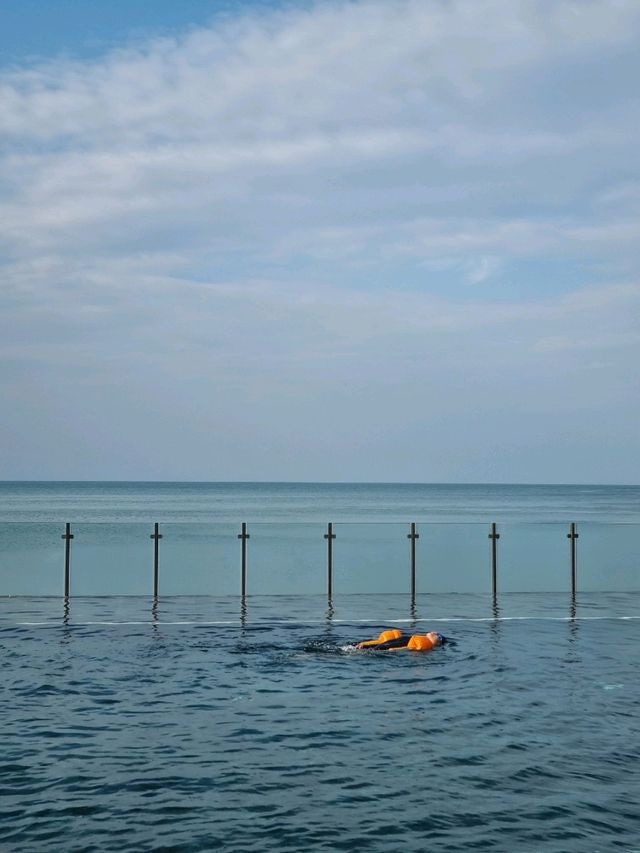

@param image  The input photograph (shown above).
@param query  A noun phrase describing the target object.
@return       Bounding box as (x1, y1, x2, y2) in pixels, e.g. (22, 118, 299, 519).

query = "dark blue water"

(2, 593, 639, 852)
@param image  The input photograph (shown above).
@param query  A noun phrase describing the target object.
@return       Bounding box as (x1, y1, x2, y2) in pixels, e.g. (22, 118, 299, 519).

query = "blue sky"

(0, 1, 278, 63)
(1, 0, 639, 482)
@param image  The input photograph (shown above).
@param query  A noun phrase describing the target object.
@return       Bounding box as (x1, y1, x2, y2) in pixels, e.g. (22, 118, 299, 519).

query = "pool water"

(2, 593, 639, 852)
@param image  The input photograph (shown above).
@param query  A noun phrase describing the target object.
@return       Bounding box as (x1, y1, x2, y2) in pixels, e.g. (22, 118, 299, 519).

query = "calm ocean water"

(1, 482, 639, 596)
(1, 481, 640, 523)
(1, 484, 639, 851)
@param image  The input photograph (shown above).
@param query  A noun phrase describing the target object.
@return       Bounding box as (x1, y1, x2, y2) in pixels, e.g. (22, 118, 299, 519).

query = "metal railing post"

(61, 522, 74, 597)
(489, 522, 500, 599)
(150, 522, 163, 598)
(324, 523, 336, 598)
(407, 522, 419, 600)
(567, 522, 578, 596)
(238, 523, 250, 597)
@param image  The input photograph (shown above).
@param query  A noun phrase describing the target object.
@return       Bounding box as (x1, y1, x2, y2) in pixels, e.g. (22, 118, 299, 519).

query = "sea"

(1, 482, 639, 851)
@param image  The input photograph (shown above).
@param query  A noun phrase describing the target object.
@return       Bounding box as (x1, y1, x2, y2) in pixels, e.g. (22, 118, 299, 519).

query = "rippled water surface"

(2, 593, 639, 852)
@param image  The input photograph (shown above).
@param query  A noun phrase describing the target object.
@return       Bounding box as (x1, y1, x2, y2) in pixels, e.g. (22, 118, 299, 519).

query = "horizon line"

(1, 480, 639, 488)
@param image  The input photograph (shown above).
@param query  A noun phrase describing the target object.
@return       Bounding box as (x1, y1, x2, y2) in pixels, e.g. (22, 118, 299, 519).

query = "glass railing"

(0, 521, 638, 596)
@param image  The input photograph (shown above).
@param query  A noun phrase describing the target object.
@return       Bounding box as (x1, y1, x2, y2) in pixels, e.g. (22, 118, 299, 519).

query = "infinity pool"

(2, 594, 639, 852)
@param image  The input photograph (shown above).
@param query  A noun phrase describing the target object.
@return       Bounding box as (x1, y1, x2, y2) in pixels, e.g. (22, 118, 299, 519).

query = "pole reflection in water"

(323, 599, 335, 645)
(562, 592, 583, 679)
(489, 596, 501, 652)
(568, 593, 579, 647)
(569, 595, 577, 621)
(408, 598, 418, 632)
(62, 596, 72, 643)
(61, 597, 72, 644)
(491, 597, 500, 620)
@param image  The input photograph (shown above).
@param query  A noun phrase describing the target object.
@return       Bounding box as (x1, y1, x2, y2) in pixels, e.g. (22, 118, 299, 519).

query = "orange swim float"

(355, 629, 445, 651)
(356, 629, 404, 649)
(406, 633, 438, 651)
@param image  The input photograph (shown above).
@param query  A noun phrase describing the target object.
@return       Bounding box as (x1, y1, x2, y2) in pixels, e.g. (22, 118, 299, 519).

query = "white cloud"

(1, 0, 639, 480)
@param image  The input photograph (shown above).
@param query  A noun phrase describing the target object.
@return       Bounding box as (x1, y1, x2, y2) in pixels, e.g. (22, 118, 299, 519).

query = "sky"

(1, 0, 639, 483)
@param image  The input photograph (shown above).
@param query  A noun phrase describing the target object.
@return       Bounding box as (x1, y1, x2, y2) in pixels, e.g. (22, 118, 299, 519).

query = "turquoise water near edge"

(1, 485, 639, 851)
(1, 482, 639, 596)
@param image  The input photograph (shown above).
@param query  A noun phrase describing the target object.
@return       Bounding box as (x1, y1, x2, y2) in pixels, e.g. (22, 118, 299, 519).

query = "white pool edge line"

(10, 615, 640, 626)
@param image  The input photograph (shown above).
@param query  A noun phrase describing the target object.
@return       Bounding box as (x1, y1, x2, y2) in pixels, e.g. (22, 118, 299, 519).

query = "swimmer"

(355, 629, 447, 651)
